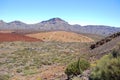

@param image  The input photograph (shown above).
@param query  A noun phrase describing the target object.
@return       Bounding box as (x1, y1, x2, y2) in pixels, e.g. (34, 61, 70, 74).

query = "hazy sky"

(0, 0, 120, 27)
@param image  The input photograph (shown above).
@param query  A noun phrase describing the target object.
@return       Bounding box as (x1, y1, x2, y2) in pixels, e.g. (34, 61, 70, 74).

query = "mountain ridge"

(0, 18, 120, 36)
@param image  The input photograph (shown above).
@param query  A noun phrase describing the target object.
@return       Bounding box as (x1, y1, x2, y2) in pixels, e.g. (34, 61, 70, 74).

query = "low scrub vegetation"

(0, 74, 10, 80)
(0, 42, 91, 79)
(65, 58, 90, 79)
(89, 49, 120, 80)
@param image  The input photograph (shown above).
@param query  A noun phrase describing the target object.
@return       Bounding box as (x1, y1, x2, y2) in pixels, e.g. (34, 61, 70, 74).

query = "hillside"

(0, 33, 42, 42)
(90, 32, 120, 49)
(0, 32, 120, 80)
(26, 31, 94, 42)
(80, 33, 104, 41)
(88, 32, 120, 59)
(0, 18, 120, 36)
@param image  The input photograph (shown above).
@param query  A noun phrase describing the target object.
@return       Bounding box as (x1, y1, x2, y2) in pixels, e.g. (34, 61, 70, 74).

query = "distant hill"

(0, 18, 120, 36)
(26, 31, 94, 42)
(0, 33, 42, 42)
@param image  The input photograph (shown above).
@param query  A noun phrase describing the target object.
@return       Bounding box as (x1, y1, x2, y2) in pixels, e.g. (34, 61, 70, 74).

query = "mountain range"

(0, 18, 120, 36)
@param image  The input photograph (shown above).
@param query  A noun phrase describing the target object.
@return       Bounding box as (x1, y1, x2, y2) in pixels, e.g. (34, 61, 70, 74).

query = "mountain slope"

(0, 18, 120, 36)
(73, 25, 120, 36)
(88, 32, 120, 59)
(90, 32, 120, 49)
(26, 31, 94, 42)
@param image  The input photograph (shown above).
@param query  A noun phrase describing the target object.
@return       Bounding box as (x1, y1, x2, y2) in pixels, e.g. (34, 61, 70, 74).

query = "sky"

(0, 0, 120, 27)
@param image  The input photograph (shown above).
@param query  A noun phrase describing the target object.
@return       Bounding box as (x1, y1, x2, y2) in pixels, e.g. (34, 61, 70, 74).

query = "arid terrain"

(0, 41, 91, 80)
(26, 31, 94, 42)
(0, 30, 120, 80)
(1, 0, 120, 79)
(0, 33, 42, 42)
(0, 18, 120, 80)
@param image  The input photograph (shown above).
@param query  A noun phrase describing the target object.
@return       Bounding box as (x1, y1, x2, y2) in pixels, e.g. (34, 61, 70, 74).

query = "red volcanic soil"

(0, 33, 42, 42)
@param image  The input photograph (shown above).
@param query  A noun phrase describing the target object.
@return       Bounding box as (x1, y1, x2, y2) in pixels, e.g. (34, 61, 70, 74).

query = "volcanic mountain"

(0, 18, 120, 36)
(26, 31, 94, 42)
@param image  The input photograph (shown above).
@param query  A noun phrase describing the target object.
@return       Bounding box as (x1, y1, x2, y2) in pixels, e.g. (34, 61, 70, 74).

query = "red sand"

(0, 33, 42, 42)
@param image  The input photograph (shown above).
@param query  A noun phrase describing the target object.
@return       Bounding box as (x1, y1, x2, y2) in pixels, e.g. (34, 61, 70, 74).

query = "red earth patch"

(0, 33, 42, 42)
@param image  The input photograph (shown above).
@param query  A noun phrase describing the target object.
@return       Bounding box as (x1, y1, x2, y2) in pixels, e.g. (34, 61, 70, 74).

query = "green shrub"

(0, 74, 10, 80)
(111, 49, 120, 58)
(89, 49, 120, 80)
(16, 68, 22, 73)
(65, 58, 90, 79)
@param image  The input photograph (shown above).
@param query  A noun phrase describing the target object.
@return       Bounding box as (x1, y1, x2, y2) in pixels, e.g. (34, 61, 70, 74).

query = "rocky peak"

(41, 18, 68, 24)
(8, 21, 26, 25)
(0, 20, 5, 24)
(48, 18, 64, 21)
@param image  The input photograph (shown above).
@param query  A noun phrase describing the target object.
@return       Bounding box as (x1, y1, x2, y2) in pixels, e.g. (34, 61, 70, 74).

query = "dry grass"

(0, 41, 92, 80)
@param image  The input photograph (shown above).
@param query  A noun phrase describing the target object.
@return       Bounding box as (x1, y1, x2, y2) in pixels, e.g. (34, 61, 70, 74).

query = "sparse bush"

(16, 68, 22, 73)
(23, 69, 38, 76)
(111, 49, 120, 58)
(89, 49, 120, 80)
(65, 58, 90, 79)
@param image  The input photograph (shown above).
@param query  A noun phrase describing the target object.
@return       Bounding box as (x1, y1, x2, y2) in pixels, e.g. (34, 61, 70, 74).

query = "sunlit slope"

(26, 31, 94, 42)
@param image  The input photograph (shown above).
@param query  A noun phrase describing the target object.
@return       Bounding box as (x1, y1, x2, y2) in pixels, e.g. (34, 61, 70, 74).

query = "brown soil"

(0, 33, 42, 42)
(10, 65, 67, 80)
(0, 30, 14, 33)
(26, 31, 94, 42)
